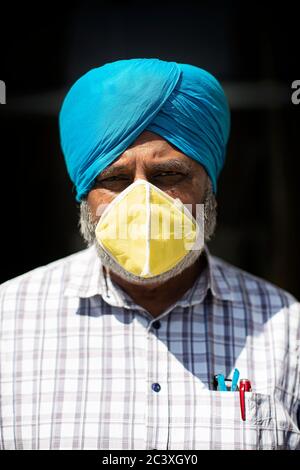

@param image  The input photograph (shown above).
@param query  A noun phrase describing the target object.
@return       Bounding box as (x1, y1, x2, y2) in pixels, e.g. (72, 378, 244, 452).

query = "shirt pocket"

(194, 390, 300, 450)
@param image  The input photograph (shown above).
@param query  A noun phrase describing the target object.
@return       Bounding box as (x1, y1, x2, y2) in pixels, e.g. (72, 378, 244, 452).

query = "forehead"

(109, 130, 198, 169)
(125, 130, 184, 156)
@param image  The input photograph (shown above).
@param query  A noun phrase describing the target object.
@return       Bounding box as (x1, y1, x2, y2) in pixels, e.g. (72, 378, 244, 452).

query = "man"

(0, 59, 299, 450)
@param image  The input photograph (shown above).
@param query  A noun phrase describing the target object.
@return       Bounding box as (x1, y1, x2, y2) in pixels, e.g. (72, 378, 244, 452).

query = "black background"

(0, 1, 299, 298)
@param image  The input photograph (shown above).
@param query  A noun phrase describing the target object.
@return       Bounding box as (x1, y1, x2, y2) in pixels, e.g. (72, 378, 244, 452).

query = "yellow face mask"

(95, 179, 202, 278)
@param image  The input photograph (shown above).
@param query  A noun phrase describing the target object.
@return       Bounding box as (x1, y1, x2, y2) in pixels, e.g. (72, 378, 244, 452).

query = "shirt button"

(152, 383, 161, 392)
(152, 320, 161, 329)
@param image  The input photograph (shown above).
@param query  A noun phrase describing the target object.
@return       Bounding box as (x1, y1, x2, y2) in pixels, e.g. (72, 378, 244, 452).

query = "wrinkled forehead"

(97, 130, 205, 176)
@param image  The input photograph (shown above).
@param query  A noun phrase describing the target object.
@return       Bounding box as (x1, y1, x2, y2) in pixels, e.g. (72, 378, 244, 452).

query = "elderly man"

(0, 59, 299, 450)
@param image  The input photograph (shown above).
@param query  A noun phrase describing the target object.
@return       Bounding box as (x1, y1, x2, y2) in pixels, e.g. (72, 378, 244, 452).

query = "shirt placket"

(144, 316, 170, 450)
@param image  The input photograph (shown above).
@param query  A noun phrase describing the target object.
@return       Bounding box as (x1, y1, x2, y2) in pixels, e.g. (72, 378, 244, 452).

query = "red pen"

(239, 379, 252, 421)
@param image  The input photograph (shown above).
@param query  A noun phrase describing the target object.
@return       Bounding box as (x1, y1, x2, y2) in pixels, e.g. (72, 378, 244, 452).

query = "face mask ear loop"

(140, 182, 152, 277)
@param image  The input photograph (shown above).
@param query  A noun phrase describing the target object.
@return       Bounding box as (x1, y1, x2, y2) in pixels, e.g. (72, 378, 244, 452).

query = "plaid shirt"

(0, 244, 299, 450)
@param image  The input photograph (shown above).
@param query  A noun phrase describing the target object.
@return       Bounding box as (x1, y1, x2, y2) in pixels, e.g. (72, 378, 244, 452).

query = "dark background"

(0, 1, 299, 297)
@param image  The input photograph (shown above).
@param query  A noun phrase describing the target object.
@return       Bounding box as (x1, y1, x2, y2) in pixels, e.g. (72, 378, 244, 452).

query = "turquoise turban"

(59, 58, 230, 201)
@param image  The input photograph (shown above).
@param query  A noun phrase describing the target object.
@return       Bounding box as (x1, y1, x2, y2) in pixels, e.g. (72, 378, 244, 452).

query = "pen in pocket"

(213, 368, 240, 392)
(213, 370, 252, 421)
(231, 368, 240, 391)
(239, 378, 252, 421)
(216, 374, 227, 391)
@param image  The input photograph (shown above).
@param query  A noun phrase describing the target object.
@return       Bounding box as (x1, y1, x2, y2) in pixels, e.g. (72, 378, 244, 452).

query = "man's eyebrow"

(96, 165, 129, 179)
(96, 158, 192, 180)
(149, 159, 192, 173)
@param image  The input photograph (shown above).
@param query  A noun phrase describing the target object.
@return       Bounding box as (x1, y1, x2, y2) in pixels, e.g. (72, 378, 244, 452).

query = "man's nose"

(133, 168, 149, 183)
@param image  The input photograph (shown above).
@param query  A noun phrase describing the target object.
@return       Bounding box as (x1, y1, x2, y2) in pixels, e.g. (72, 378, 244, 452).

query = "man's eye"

(97, 175, 130, 183)
(153, 172, 185, 180)
(155, 172, 181, 177)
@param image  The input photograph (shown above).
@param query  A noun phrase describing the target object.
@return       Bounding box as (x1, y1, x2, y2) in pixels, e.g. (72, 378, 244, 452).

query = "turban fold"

(59, 58, 230, 201)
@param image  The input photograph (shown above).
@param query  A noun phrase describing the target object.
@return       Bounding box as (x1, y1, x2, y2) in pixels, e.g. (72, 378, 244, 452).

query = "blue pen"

(216, 374, 227, 391)
(231, 368, 240, 391)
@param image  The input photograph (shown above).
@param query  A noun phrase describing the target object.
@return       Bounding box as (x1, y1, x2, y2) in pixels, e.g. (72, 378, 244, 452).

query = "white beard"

(93, 237, 204, 285)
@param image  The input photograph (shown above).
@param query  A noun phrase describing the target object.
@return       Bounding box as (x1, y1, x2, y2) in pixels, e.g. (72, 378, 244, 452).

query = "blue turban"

(59, 58, 230, 201)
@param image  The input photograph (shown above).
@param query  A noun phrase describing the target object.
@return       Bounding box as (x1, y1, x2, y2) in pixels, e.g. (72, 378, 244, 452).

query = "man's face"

(87, 130, 208, 222)
(81, 130, 214, 285)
